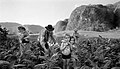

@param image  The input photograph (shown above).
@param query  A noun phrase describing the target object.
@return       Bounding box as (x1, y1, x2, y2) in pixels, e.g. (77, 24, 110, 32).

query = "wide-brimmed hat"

(18, 26, 26, 31)
(45, 25, 54, 31)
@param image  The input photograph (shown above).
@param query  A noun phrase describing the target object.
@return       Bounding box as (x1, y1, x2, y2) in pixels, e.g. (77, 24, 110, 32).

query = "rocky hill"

(66, 4, 115, 32)
(54, 19, 68, 33)
(53, 1, 120, 32)
(113, 1, 120, 27)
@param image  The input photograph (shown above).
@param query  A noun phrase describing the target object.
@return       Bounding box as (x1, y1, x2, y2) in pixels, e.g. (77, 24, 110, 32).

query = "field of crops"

(1, 32, 120, 69)
(55, 30, 120, 38)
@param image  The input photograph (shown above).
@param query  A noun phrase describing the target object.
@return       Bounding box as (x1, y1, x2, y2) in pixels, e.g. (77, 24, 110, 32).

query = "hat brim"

(45, 26, 54, 31)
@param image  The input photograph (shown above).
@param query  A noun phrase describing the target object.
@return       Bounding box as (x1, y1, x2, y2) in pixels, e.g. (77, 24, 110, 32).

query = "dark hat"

(18, 26, 26, 31)
(45, 25, 54, 31)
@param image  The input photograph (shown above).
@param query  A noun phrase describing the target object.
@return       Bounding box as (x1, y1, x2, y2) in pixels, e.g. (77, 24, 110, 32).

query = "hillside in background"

(1, 1, 120, 34)
(54, 19, 68, 33)
(66, 4, 115, 32)
(0, 22, 44, 34)
(0, 22, 21, 34)
(0, 22, 21, 28)
(24, 25, 44, 34)
(54, 1, 120, 33)
(113, 1, 120, 27)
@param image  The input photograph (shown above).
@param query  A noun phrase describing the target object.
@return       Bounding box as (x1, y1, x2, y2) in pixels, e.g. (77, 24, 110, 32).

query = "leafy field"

(1, 30, 120, 69)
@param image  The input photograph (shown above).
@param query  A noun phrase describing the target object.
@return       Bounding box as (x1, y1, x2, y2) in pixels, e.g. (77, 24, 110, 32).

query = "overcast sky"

(0, 0, 119, 27)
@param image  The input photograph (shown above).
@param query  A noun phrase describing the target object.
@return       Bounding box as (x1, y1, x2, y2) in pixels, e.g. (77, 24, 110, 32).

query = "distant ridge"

(0, 22, 21, 34)
(0, 22, 21, 28)
(24, 24, 44, 34)
(0, 22, 44, 34)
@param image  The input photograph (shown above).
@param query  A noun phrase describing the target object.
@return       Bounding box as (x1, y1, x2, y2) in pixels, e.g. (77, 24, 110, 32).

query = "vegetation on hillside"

(54, 19, 68, 33)
(54, 1, 120, 33)
(66, 4, 115, 32)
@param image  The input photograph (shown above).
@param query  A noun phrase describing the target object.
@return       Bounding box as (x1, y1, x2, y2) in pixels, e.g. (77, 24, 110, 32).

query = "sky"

(0, 0, 119, 27)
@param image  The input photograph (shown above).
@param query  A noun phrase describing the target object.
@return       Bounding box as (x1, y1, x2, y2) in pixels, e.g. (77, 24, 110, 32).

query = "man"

(17, 26, 29, 44)
(17, 26, 30, 58)
(40, 24, 56, 52)
(0, 25, 3, 32)
(72, 29, 80, 43)
(2, 27, 9, 38)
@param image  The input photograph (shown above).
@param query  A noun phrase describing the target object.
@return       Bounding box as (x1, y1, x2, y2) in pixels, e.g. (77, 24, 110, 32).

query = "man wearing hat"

(39, 24, 56, 53)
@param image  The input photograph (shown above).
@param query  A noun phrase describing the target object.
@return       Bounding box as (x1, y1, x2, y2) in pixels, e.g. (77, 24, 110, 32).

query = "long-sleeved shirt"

(39, 29, 56, 44)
